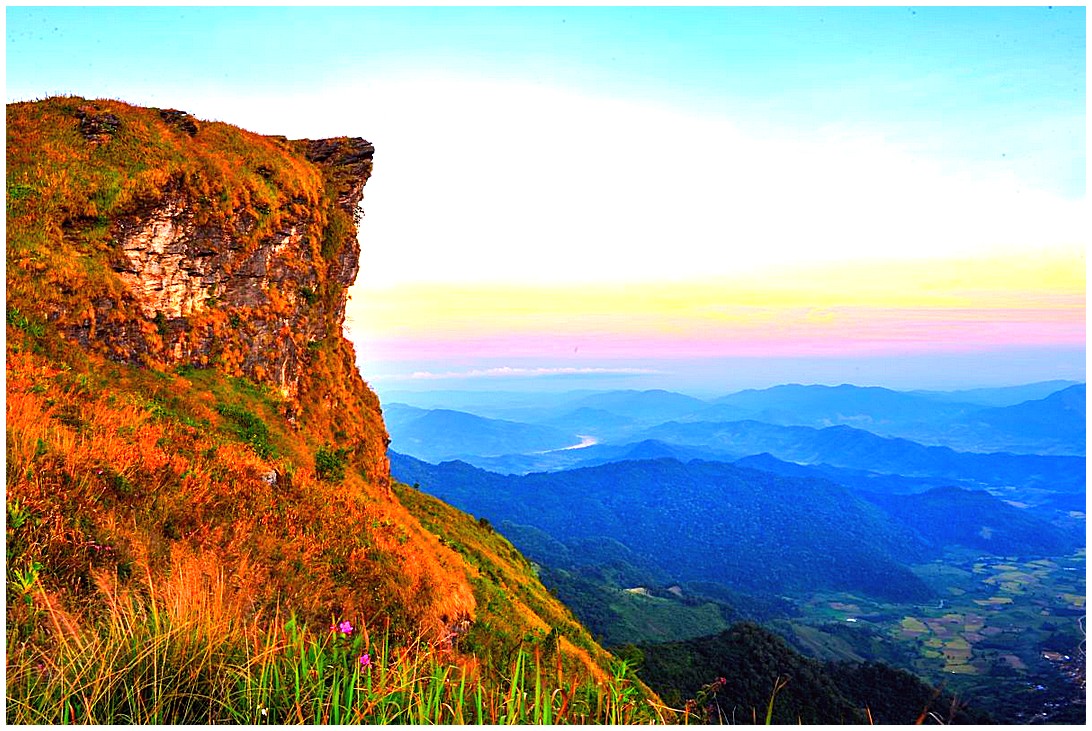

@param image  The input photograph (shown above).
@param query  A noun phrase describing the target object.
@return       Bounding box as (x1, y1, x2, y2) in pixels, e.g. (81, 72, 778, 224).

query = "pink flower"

(358, 652, 371, 669)
(337, 620, 353, 635)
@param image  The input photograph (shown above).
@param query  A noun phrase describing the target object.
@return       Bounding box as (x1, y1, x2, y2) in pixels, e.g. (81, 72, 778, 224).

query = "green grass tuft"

(6, 568, 674, 724)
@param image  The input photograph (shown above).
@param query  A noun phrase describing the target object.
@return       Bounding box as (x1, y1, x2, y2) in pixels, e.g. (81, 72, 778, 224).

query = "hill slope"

(5, 97, 624, 688)
(633, 623, 992, 724)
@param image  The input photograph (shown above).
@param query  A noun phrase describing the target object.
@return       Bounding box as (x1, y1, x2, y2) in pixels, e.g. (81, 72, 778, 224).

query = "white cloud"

(354, 76, 1083, 288)
(181, 73, 1086, 292)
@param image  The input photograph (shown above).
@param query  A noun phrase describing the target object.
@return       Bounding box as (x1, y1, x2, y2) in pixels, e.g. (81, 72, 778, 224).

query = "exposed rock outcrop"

(57, 124, 374, 405)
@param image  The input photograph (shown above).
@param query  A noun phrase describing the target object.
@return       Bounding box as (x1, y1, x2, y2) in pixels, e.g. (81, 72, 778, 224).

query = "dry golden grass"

(6, 331, 476, 646)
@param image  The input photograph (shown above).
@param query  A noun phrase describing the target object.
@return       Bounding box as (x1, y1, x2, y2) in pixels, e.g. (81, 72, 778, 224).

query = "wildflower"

(260, 708, 268, 717)
(358, 652, 371, 669)
(338, 620, 353, 635)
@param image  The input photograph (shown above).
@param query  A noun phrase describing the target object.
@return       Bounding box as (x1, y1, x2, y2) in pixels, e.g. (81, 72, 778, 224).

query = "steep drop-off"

(5, 98, 619, 684)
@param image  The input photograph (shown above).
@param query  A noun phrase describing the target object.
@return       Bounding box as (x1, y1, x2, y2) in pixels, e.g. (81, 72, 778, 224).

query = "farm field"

(781, 548, 1086, 723)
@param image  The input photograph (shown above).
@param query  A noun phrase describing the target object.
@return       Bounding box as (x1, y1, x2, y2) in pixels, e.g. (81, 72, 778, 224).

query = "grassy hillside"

(6, 97, 666, 723)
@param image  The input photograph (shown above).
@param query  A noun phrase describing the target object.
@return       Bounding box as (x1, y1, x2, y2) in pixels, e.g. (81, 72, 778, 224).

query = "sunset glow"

(351, 250, 1085, 362)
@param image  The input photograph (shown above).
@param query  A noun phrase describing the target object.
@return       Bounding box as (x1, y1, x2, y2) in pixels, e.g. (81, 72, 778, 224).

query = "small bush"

(315, 444, 349, 482)
(6, 307, 45, 338)
(216, 403, 275, 459)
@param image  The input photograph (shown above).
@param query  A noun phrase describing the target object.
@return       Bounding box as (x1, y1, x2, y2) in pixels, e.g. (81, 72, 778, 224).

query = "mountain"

(913, 380, 1083, 407)
(453, 438, 721, 475)
(389, 453, 932, 602)
(5, 97, 623, 689)
(951, 384, 1086, 455)
(700, 383, 977, 430)
(862, 486, 1083, 555)
(631, 623, 991, 724)
(733, 452, 983, 496)
(382, 405, 578, 462)
(532, 406, 640, 441)
(379, 401, 431, 429)
(566, 389, 709, 423)
(636, 419, 1085, 491)
(697, 382, 1085, 455)
(377, 388, 599, 420)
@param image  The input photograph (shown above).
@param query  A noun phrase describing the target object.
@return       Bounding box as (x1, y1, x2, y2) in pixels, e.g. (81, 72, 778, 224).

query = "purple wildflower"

(358, 652, 372, 669)
(338, 620, 353, 635)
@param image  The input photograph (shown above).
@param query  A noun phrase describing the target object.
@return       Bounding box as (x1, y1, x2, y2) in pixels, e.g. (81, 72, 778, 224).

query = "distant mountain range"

(633, 419, 1085, 492)
(382, 382, 1085, 475)
(862, 485, 1083, 555)
(911, 380, 1082, 407)
(687, 383, 1085, 455)
(384, 380, 1083, 613)
(399, 418, 1083, 496)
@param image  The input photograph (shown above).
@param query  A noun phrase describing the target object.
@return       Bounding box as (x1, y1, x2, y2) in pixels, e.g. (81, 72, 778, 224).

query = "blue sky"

(6, 6, 1086, 393)
(8, 6, 1083, 181)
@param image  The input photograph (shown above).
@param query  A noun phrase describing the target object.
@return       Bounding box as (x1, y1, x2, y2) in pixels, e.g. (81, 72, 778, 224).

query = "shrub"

(315, 444, 349, 482)
(216, 403, 275, 459)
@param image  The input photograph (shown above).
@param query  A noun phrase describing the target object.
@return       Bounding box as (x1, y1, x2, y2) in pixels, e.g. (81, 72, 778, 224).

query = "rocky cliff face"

(67, 130, 373, 406)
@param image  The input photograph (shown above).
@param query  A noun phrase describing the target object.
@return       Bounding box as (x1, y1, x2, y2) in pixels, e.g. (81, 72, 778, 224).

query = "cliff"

(5, 98, 624, 685)
(12, 101, 368, 407)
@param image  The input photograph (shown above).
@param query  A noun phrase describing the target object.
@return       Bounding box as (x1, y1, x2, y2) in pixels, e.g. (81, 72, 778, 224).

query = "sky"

(6, 5, 1086, 395)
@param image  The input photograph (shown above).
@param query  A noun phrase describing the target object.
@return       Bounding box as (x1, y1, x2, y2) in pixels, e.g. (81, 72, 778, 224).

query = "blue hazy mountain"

(564, 389, 709, 422)
(461, 439, 722, 475)
(731, 453, 954, 495)
(862, 486, 1083, 555)
(382, 406, 578, 463)
(635, 419, 1085, 491)
(952, 384, 1085, 454)
(379, 388, 707, 426)
(382, 382, 1085, 474)
(691, 382, 1084, 455)
(698, 383, 977, 427)
(730, 455, 1082, 551)
(912, 380, 1082, 407)
(389, 453, 932, 602)
(531, 406, 640, 441)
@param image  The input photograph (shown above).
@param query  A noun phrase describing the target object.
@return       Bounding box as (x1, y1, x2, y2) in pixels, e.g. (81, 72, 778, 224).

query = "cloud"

(347, 76, 1083, 289)
(373, 366, 663, 382)
(174, 73, 1084, 292)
